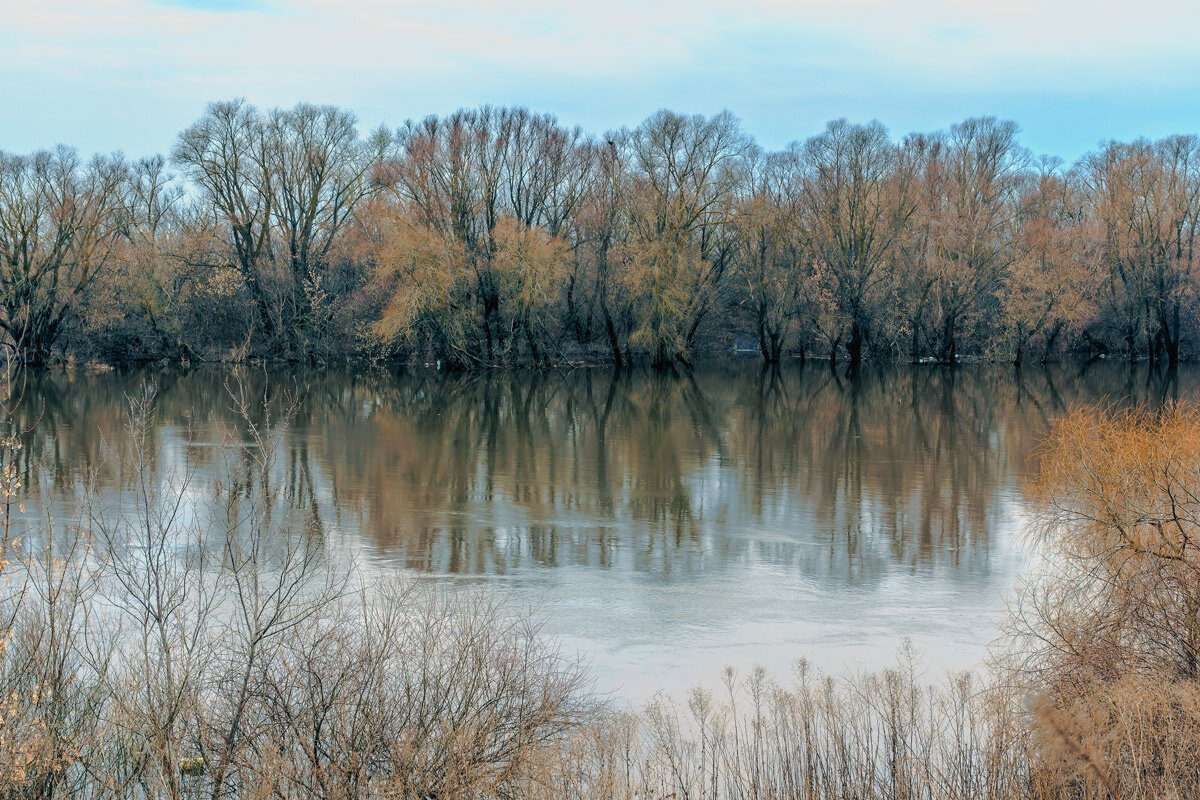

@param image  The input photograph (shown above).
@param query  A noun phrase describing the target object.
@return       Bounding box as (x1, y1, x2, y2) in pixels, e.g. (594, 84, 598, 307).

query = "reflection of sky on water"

(391, 492, 1032, 701)
(10, 361, 1196, 702)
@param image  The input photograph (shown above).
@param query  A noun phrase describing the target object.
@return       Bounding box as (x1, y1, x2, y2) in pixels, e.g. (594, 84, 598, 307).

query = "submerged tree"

(1081, 136, 1200, 365)
(796, 119, 913, 364)
(172, 100, 275, 337)
(924, 117, 1026, 363)
(0, 147, 127, 363)
(9, 102, 1200, 366)
(1004, 158, 1091, 365)
(173, 99, 377, 356)
(732, 148, 826, 363)
(623, 110, 752, 369)
(374, 107, 589, 366)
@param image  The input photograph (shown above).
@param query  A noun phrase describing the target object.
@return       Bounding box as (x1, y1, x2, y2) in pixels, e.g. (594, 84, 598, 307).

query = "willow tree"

(102, 154, 192, 359)
(499, 109, 592, 354)
(891, 133, 943, 362)
(0, 146, 127, 363)
(732, 148, 824, 363)
(623, 110, 751, 369)
(173, 99, 376, 354)
(1004, 158, 1091, 365)
(796, 119, 912, 365)
(264, 103, 378, 344)
(572, 136, 634, 364)
(924, 117, 1027, 363)
(1081, 136, 1200, 364)
(384, 108, 504, 362)
(376, 107, 588, 365)
(172, 100, 273, 335)
(1023, 403, 1200, 690)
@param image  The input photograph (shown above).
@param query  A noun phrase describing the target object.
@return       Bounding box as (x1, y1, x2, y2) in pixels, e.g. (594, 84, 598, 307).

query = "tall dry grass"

(526, 653, 1035, 800)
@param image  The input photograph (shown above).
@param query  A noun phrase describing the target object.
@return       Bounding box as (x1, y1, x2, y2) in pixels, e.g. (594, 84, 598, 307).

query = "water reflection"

(12, 360, 1196, 696)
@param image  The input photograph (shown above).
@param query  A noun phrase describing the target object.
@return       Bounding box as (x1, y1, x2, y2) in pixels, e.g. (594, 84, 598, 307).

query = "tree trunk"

(652, 342, 672, 371)
(604, 310, 622, 366)
(758, 320, 781, 364)
(847, 320, 865, 365)
(939, 313, 957, 364)
(1041, 322, 1062, 364)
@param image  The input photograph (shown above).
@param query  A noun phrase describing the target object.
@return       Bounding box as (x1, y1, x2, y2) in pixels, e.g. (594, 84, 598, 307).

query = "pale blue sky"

(3, 0, 1199, 164)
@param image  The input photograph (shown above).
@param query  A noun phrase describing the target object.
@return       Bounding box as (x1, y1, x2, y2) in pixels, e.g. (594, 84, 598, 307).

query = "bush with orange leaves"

(1019, 402, 1200, 689)
(1012, 402, 1200, 799)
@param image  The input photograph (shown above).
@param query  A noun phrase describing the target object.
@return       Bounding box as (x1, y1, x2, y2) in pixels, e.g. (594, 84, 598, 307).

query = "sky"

(3, 0, 1200, 164)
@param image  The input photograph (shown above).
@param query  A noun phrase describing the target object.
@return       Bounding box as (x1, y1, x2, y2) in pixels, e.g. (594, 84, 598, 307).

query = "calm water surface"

(14, 361, 1196, 700)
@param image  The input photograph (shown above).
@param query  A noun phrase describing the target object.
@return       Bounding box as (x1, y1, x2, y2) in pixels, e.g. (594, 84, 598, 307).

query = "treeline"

(3, 101, 1199, 367)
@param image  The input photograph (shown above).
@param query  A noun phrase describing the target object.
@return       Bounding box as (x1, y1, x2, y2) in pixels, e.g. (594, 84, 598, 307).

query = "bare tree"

(265, 104, 378, 343)
(573, 135, 633, 364)
(376, 107, 591, 365)
(173, 100, 376, 355)
(796, 120, 913, 365)
(1004, 158, 1092, 365)
(732, 148, 824, 363)
(924, 118, 1026, 363)
(623, 109, 751, 368)
(1080, 136, 1200, 364)
(0, 147, 128, 363)
(173, 100, 276, 338)
(80, 385, 216, 800)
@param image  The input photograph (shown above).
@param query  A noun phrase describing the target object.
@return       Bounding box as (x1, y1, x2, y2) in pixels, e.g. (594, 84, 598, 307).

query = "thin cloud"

(1, 0, 1198, 162)
(145, 0, 273, 11)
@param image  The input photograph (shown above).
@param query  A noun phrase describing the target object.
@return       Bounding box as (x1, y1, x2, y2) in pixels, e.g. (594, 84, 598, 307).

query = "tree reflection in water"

(8, 360, 1194, 693)
(9, 362, 1190, 577)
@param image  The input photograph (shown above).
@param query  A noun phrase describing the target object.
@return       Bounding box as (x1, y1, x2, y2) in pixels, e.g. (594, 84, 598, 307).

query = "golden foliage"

(1026, 403, 1200, 687)
(1033, 676, 1200, 800)
(372, 211, 469, 352)
(1007, 403, 1200, 799)
(490, 217, 569, 324)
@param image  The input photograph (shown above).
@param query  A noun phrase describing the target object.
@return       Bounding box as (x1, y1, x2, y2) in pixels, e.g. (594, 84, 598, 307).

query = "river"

(10, 360, 1193, 700)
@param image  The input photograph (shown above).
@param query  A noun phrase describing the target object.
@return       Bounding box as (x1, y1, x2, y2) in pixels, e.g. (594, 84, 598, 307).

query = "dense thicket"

(3, 101, 1200, 366)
